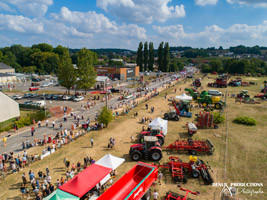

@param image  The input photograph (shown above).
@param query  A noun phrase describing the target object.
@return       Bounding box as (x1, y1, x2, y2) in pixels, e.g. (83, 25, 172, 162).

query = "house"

(0, 92, 20, 122)
(0, 62, 15, 73)
(0, 73, 17, 84)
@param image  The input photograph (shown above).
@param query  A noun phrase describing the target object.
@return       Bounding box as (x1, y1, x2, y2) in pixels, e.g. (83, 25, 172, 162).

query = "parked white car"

(41, 83, 49, 87)
(208, 90, 222, 96)
(62, 95, 72, 100)
(73, 96, 84, 102)
(11, 95, 23, 100)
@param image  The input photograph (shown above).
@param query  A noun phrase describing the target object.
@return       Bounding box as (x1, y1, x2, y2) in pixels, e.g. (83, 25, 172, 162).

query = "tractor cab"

(143, 136, 161, 150)
(150, 127, 162, 136)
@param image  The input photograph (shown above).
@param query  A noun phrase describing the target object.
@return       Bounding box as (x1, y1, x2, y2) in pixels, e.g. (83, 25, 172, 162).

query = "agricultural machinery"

(190, 111, 218, 129)
(157, 156, 214, 185)
(185, 88, 199, 100)
(208, 77, 227, 88)
(164, 110, 180, 121)
(254, 82, 267, 99)
(228, 78, 242, 86)
(164, 186, 200, 200)
(139, 127, 165, 145)
(236, 90, 250, 99)
(129, 136, 162, 161)
(172, 100, 192, 118)
(197, 95, 225, 109)
(163, 138, 214, 155)
(193, 78, 201, 88)
(187, 123, 198, 136)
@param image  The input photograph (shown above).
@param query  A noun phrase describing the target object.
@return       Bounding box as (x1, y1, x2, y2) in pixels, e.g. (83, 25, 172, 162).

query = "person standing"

(31, 127, 35, 137)
(158, 171, 163, 185)
(52, 120, 55, 128)
(46, 119, 49, 127)
(152, 190, 159, 200)
(90, 138, 94, 147)
(2, 136, 7, 147)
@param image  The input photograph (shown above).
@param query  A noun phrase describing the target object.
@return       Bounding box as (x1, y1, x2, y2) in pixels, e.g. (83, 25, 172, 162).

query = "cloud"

(52, 7, 146, 39)
(195, 0, 218, 6)
(96, 0, 185, 24)
(226, 0, 267, 7)
(5, 0, 53, 17)
(0, 14, 44, 33)
(152, 21, 267, 48)
(0, 2, 16, 12)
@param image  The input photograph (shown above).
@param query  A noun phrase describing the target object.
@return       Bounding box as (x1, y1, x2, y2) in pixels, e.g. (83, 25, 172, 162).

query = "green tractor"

(185, 88, 199, 100)
(197, 95, 225, 109)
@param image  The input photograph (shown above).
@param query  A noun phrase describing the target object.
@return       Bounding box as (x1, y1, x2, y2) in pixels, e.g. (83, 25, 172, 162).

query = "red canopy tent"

(59, 164, 112, 198)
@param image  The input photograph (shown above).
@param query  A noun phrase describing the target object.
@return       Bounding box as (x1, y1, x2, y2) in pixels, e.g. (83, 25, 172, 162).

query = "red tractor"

(129, 136, 163, 161)
(157, 156, 213, 185)
(139, 127, 165, 145)
(165, 186, 199, 200)
(193, 78, 201, 88)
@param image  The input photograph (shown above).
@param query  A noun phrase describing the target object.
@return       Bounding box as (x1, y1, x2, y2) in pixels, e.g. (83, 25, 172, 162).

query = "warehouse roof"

(0, 62, 13, 70)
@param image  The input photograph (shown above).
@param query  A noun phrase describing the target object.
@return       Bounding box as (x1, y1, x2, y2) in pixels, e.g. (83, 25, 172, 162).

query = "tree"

(57, 49, 77, 94)
(148, 42, 154, 71)
(163, 42, 170, 72)
(200, 64, 212, 73)
(210, 60, 223, 73)
(136, 42, 143, 72)
(32, 43, 53, 52)
(143, 41, 148, 71)
(98, 106, 113, 127)
(76, 48, 97, 91)
(22, 66, 37, 74)
(157, 42, 164, 71)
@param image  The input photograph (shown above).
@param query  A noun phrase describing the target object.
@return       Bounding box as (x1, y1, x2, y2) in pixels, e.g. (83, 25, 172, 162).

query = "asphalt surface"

(0, 76, 175, 154)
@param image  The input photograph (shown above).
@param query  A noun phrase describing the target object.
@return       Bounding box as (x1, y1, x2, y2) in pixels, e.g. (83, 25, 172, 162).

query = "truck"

(97, 162, 158, 200)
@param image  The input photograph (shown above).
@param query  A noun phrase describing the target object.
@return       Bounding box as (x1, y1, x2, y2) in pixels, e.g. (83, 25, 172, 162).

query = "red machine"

(31, 82, 40, 86)
(97, 162, 158, 200)
(193, 111, 218, 129)
(139, 127, 165, 145)
(157, 156, 213, 185)
(129, 136, 162, 161)
(208, 78, 227, 88)
(165, 186, 199, 200)
(163, 138, 214, 155)
(29, 87, 39, 91)
(193, 79, 201, 88)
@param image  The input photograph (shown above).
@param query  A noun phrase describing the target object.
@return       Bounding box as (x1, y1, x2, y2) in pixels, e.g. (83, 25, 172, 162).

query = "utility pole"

(105, 80, 108, 108)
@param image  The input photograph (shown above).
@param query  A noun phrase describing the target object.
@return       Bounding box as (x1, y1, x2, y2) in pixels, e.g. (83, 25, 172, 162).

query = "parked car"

(40, 93, 47, 99)
(29, 87, 39, 91)
(41, 83, 49, 87)
(46, 94, 53, 99)
(11, 95, 23, 100)
(52, 95, 59, 100)
(62, 95, 72, 100)
(24, 93, 32, 98)
(36, 100, 46, 107)
(73, 96, 84, 102)
(32, 78, 40, 82)
(208, 90, 222, 96)
(31, 82, 40, 86)
(23, 101, 33, 105)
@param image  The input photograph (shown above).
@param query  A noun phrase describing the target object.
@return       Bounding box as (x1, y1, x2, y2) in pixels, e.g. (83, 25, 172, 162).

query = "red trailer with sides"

(97, 162, 158, 200)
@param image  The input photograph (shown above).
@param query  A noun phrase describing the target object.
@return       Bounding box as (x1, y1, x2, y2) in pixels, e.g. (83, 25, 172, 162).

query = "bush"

(212, 112, 225, 124)
(233, 116, 256, 126)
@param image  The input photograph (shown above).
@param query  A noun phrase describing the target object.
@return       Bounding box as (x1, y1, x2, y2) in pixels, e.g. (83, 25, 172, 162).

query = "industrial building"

(0, 62, 15, 73)
(94, 65, 139, 80)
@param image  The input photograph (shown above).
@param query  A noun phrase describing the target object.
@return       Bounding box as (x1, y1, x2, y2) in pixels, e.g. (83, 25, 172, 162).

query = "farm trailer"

(165, 186, 199, 200)
(97, 162, 158, 200)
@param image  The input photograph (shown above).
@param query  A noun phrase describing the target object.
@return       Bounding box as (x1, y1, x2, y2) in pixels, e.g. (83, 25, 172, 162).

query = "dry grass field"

(0, 75, 266, 200)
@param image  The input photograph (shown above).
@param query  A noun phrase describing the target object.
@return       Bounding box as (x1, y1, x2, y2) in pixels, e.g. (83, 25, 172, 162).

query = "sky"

(0, 0, 267, 50)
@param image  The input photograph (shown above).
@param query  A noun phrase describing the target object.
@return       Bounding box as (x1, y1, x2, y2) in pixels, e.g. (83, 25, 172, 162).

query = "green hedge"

(233, 116, 257, 126)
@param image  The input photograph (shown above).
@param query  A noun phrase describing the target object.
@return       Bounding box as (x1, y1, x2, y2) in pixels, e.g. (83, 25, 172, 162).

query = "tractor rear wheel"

(131, 151, 142, 161)
(174, 116, 179, 121)
(149, 149, 162, 161)
(191, 169, 200, 178)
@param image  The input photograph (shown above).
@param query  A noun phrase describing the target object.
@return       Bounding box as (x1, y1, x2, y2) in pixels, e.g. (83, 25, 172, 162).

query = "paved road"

(0, 76, 176, 154)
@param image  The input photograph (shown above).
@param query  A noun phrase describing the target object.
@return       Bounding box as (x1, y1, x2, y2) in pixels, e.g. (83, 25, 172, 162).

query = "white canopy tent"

(175, 93, 193, 101)
(148, 117, 168, 135)
(96, 154, 125, 186)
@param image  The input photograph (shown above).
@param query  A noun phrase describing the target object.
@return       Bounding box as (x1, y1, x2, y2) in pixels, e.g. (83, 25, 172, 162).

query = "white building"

(0, 92, 20, 122)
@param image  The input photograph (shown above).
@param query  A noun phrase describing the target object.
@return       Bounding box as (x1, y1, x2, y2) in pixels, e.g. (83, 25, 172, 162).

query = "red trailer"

(97, 162, 158, 200)
(163, 138, 214, 155)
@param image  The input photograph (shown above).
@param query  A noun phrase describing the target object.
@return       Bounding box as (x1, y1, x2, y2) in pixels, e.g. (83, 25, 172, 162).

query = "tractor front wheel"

(202, 102, 207, 107)
(191, 169, 200, 178)
(215, 103, 222, 109)
(149, 149, 162, 161)
(131, 151, 142, 161)
(164, 114, 169, 120)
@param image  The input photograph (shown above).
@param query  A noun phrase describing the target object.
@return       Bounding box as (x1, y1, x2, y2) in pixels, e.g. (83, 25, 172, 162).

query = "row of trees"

(136, 42, 154, 72)
(200, 58, 267, 74)
(136, 42, 172, 72)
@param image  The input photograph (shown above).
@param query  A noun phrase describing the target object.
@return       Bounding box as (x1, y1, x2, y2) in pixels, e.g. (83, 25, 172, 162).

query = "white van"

(36, 100, 46, 107)
(208, 90, 222, 96)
